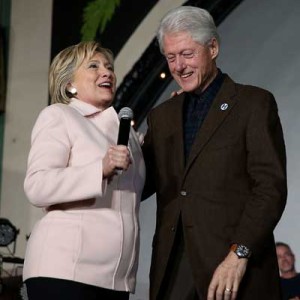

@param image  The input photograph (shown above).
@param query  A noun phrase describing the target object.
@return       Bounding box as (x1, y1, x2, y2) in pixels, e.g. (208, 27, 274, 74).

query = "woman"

(23, 41, 145, 300)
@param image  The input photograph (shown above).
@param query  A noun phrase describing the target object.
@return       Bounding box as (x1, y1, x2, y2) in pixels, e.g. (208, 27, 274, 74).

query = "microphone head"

(118, 107, 133, 120)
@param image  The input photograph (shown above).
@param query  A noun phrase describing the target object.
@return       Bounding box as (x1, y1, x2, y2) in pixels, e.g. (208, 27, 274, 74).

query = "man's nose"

(174, 55, 186, 71)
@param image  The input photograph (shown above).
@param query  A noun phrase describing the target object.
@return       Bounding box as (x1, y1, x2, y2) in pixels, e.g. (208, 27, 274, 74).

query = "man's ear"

(209, 38, 219, 60)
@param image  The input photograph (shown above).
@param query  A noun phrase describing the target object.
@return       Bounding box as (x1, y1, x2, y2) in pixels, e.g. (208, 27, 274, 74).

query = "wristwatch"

(230, 243, 251, 259)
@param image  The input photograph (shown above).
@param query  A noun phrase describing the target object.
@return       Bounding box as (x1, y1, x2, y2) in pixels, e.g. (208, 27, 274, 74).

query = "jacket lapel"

(167, 94, 186, 176)
(184, 75, 238, 176)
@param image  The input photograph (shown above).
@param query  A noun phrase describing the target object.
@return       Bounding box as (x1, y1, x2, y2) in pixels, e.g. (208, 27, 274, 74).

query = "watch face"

(236, 244, 250, 258)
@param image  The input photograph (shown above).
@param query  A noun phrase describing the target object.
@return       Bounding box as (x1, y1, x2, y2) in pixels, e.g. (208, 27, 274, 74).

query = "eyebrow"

(165, 48, 195, 55)
(88, 59, 100, 63)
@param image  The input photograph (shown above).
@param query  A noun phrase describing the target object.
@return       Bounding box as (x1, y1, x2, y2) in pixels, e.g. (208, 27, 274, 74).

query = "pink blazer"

(23, 99, 145, 293)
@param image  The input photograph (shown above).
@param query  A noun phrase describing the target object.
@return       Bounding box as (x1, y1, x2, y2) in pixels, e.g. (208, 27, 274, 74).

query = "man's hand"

(207, 251, 248, 300)
(102, 145, 131, 179)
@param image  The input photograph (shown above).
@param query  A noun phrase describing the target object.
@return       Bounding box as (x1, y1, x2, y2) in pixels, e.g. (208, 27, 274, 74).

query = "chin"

(181, 86, 198, 93)
(101, 101, 113, 108)
(178, 81, 198, 92)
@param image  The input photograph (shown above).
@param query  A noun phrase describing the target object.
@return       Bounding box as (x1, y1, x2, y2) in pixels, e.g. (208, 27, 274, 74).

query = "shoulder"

(36, 103, 84, 125)
(31, 104, 73, 138)
(237, 83, 274, 100)
(223, 74, 274, 100)
(223, 75, 277, 112)
(36, 103, 69, 120)
(225, 73, 273, 99)
(148, 94, 183, 119)
(39, 103, 76, 116)
(296, 273, 300, 280)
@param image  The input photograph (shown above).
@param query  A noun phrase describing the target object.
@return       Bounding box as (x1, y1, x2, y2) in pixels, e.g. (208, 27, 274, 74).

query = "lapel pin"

(220, 103, 229, 111)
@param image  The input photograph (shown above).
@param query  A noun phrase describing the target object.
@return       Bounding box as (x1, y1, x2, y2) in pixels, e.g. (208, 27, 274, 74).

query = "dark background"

(51, 0, 158, 59)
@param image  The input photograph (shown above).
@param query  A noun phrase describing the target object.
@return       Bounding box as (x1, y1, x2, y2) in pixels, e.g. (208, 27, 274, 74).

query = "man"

(276, 242, 300, 300)
(142, 6, 287, 300)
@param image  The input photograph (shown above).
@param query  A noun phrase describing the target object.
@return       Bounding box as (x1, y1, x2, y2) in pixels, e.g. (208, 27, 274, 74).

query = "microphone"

(117, 107, 133, 146)
(115, 107, 133, 175)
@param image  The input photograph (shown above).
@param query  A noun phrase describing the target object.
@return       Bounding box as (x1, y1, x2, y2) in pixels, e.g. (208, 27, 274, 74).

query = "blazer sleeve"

(24, 105, 106, 207)
(141, 113, 156, 200)
(233, 92, 287, 255)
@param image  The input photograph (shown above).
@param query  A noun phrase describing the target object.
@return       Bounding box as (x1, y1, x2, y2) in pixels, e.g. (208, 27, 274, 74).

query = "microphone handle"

(117, 118, 131, 146)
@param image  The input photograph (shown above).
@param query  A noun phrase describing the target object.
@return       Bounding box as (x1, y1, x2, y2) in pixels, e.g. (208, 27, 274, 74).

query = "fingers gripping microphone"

(117, 107, 133, 146)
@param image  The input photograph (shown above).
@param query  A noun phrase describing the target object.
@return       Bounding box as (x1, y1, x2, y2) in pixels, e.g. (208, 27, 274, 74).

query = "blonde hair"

(49, 41, 114, 104)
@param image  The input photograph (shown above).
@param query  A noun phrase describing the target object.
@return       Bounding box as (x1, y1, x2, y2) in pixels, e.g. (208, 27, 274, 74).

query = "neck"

(195, 67, 219, 95)
(281, 269, 297, 279)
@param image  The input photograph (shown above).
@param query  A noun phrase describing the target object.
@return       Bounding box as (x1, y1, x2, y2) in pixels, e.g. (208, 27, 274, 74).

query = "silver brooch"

(220, 103, 229, 111)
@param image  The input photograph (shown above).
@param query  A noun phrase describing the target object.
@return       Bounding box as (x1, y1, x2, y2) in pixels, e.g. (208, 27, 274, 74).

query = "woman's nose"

(100, 69, 112, 78)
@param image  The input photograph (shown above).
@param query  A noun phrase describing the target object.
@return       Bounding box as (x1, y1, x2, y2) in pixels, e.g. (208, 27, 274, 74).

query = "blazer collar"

(69, 98, 110, 117)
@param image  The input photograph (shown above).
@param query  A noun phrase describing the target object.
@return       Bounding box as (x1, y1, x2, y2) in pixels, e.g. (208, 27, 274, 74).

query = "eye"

(182, 51, 194, 59)
(166, 55, 175, 63)
(88, 63, 98, 69)
(106, 64, 114, 71)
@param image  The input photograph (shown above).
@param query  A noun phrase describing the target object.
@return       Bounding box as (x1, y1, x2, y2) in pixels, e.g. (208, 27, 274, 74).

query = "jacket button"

(171, 226, 175, 232)
(180, 190, 187, 196)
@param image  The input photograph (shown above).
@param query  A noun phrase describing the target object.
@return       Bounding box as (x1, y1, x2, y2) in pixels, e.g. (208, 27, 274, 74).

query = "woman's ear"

(67, 84, 77, 95)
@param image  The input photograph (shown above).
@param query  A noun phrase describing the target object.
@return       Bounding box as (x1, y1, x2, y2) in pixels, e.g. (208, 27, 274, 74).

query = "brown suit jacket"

(143, 74, 287, 299)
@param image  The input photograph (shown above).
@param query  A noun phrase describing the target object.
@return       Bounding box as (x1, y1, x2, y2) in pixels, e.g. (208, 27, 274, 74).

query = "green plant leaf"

(81, 0, 120, 41)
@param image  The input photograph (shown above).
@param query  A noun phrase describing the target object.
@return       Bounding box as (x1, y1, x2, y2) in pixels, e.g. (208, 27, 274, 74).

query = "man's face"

(276, 245, 295, 274)
(163, 31, 218, 93)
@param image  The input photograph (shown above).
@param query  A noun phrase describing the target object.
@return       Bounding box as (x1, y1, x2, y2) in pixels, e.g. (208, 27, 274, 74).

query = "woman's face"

(70, 52, 116, 109)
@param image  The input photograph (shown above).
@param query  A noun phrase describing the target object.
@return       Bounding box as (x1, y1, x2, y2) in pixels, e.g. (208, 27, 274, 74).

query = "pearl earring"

(68, 87, 77, 95)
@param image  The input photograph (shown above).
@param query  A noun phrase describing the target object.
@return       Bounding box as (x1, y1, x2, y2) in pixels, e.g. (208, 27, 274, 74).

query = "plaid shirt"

(183, 70, 224, 161)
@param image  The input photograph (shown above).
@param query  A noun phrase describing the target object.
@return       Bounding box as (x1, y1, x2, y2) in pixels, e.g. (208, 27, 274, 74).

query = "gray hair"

(156, 6, 220, 53)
